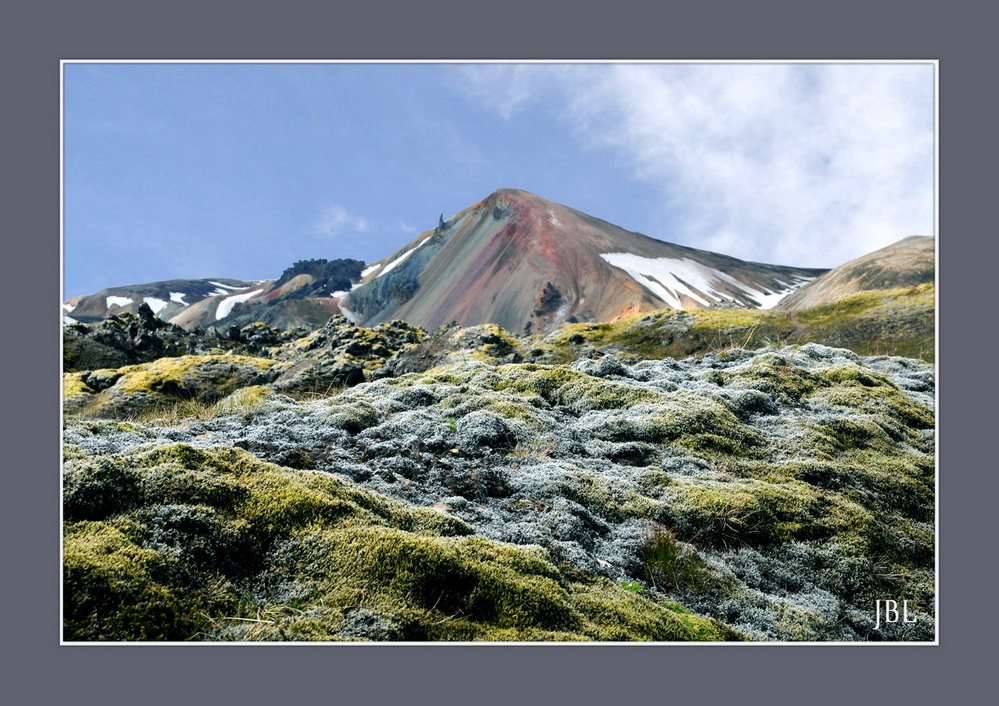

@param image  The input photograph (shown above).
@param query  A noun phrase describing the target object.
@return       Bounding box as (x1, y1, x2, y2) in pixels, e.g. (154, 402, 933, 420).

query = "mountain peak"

(345, 191, 825, 333)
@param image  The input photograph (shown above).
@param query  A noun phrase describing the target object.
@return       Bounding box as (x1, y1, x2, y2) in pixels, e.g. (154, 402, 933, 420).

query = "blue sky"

(63, 62, 935, 299)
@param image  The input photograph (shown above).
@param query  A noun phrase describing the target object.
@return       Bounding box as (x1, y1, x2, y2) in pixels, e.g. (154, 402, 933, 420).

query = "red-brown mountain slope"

(343, 189, 826, 334)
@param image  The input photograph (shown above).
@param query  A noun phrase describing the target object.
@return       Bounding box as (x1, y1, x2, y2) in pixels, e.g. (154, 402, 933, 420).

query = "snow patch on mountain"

(600, 253, 746, 308)
(216, 289, 263, 321)
(601, 253, 813, 310)
(742, 276, 816, 309)
(361, 264, 382, 279)
(143, 297, 168, 314)
(106, 296, 134, 309)
(379, 250, 415, 278)
(169, 292, 189, 305)
(209, 281, 244, 291)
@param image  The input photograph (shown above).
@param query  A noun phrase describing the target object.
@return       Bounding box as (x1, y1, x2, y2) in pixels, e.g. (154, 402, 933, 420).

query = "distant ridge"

(63, 278, 263, 326)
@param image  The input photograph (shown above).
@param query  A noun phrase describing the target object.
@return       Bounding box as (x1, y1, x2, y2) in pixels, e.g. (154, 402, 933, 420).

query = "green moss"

(569, 579, 743, 641)
(807, 418, 893, 454)
(665, 477, 827, 546)
(638, 469, 673, 497)
(548, 322, 613, 346)
(722, 355, 829, 404)
(818, 365, 893, 387)
(319, 400, 382, 434)
(808, 382, 934, 435)
(495, 365, 664, 411)
(792, 284, 935, 362)
(617, 309, 794, 359)
(215, 385, 272, 415)
(438, 391, 542, 427)
(64, 443, 742, 641)
(64, 354, 281, 420)
(63, 519, 227, 640)
(475, 324, 522, 357)
(797, 285, 934, 326)
(561, 471, 656, 522)
(541, 309, 795, 361)
(63, 374, 95, 399)
(638, 395, 766, 456)
(116, 355, 274, 396)
(64, 456, 146, 521)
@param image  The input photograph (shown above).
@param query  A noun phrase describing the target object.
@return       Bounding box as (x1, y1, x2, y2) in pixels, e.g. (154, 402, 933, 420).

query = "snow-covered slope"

(63, 278, 264, 325)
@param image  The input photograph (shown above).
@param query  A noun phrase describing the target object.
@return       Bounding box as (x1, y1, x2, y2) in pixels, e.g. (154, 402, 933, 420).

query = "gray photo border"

(6, 0, 990, 703)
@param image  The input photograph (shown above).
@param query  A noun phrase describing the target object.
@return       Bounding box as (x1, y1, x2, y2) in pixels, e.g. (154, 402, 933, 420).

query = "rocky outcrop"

(64, 306, 311, 373)
(64, 313, 429, 417)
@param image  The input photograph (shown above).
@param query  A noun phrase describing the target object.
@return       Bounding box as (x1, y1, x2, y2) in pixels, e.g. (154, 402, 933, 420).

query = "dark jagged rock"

(534, 282, 563, 317)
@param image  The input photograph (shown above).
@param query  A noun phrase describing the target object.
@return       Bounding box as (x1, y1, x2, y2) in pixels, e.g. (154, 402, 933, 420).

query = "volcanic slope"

(775, 236, 935, 312)
(344, 189, 826, 335)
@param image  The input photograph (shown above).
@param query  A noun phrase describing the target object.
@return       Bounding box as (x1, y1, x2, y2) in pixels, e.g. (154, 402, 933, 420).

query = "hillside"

(62, 301, 935, 642)
(775, 236, 934, 312)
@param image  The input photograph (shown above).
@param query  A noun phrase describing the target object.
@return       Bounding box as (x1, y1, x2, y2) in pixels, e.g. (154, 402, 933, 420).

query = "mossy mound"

(534, 309, 796, 362)
(63, 444, 739, 642)
(63, 354, 281, 419)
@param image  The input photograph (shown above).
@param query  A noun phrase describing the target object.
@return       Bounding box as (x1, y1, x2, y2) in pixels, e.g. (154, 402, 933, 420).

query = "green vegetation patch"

(623, 309, 794, 359)
(437, 390, 543, 428)
(796, 284, 934, 326)
(64, 443, 739, 641)
(807, 381, 934, 444)
(494, 364, 665, 411)
(63, 354, 280, 420)
(63, 374, 95, 399)
(559, 470, 657, 523)
(721, 354, 829, 404)
(663, 476, 829, 547)
(542, 309, 795, 361)
(115, 354, 274, 396)
(639, 524, 709, 593)
(792, 284, 935, 361)
(318, 400, 383, 434)
(64, 519, 228, 640)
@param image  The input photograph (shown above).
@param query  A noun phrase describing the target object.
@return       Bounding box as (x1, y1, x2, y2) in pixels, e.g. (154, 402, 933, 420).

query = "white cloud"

(314, 204, 371, 238)
(458, 63, 934, 268)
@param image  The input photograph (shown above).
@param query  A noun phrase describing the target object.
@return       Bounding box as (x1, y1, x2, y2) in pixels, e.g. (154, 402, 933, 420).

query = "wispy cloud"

(313, 203, 371, 238)
(457, 63, 934, 267)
